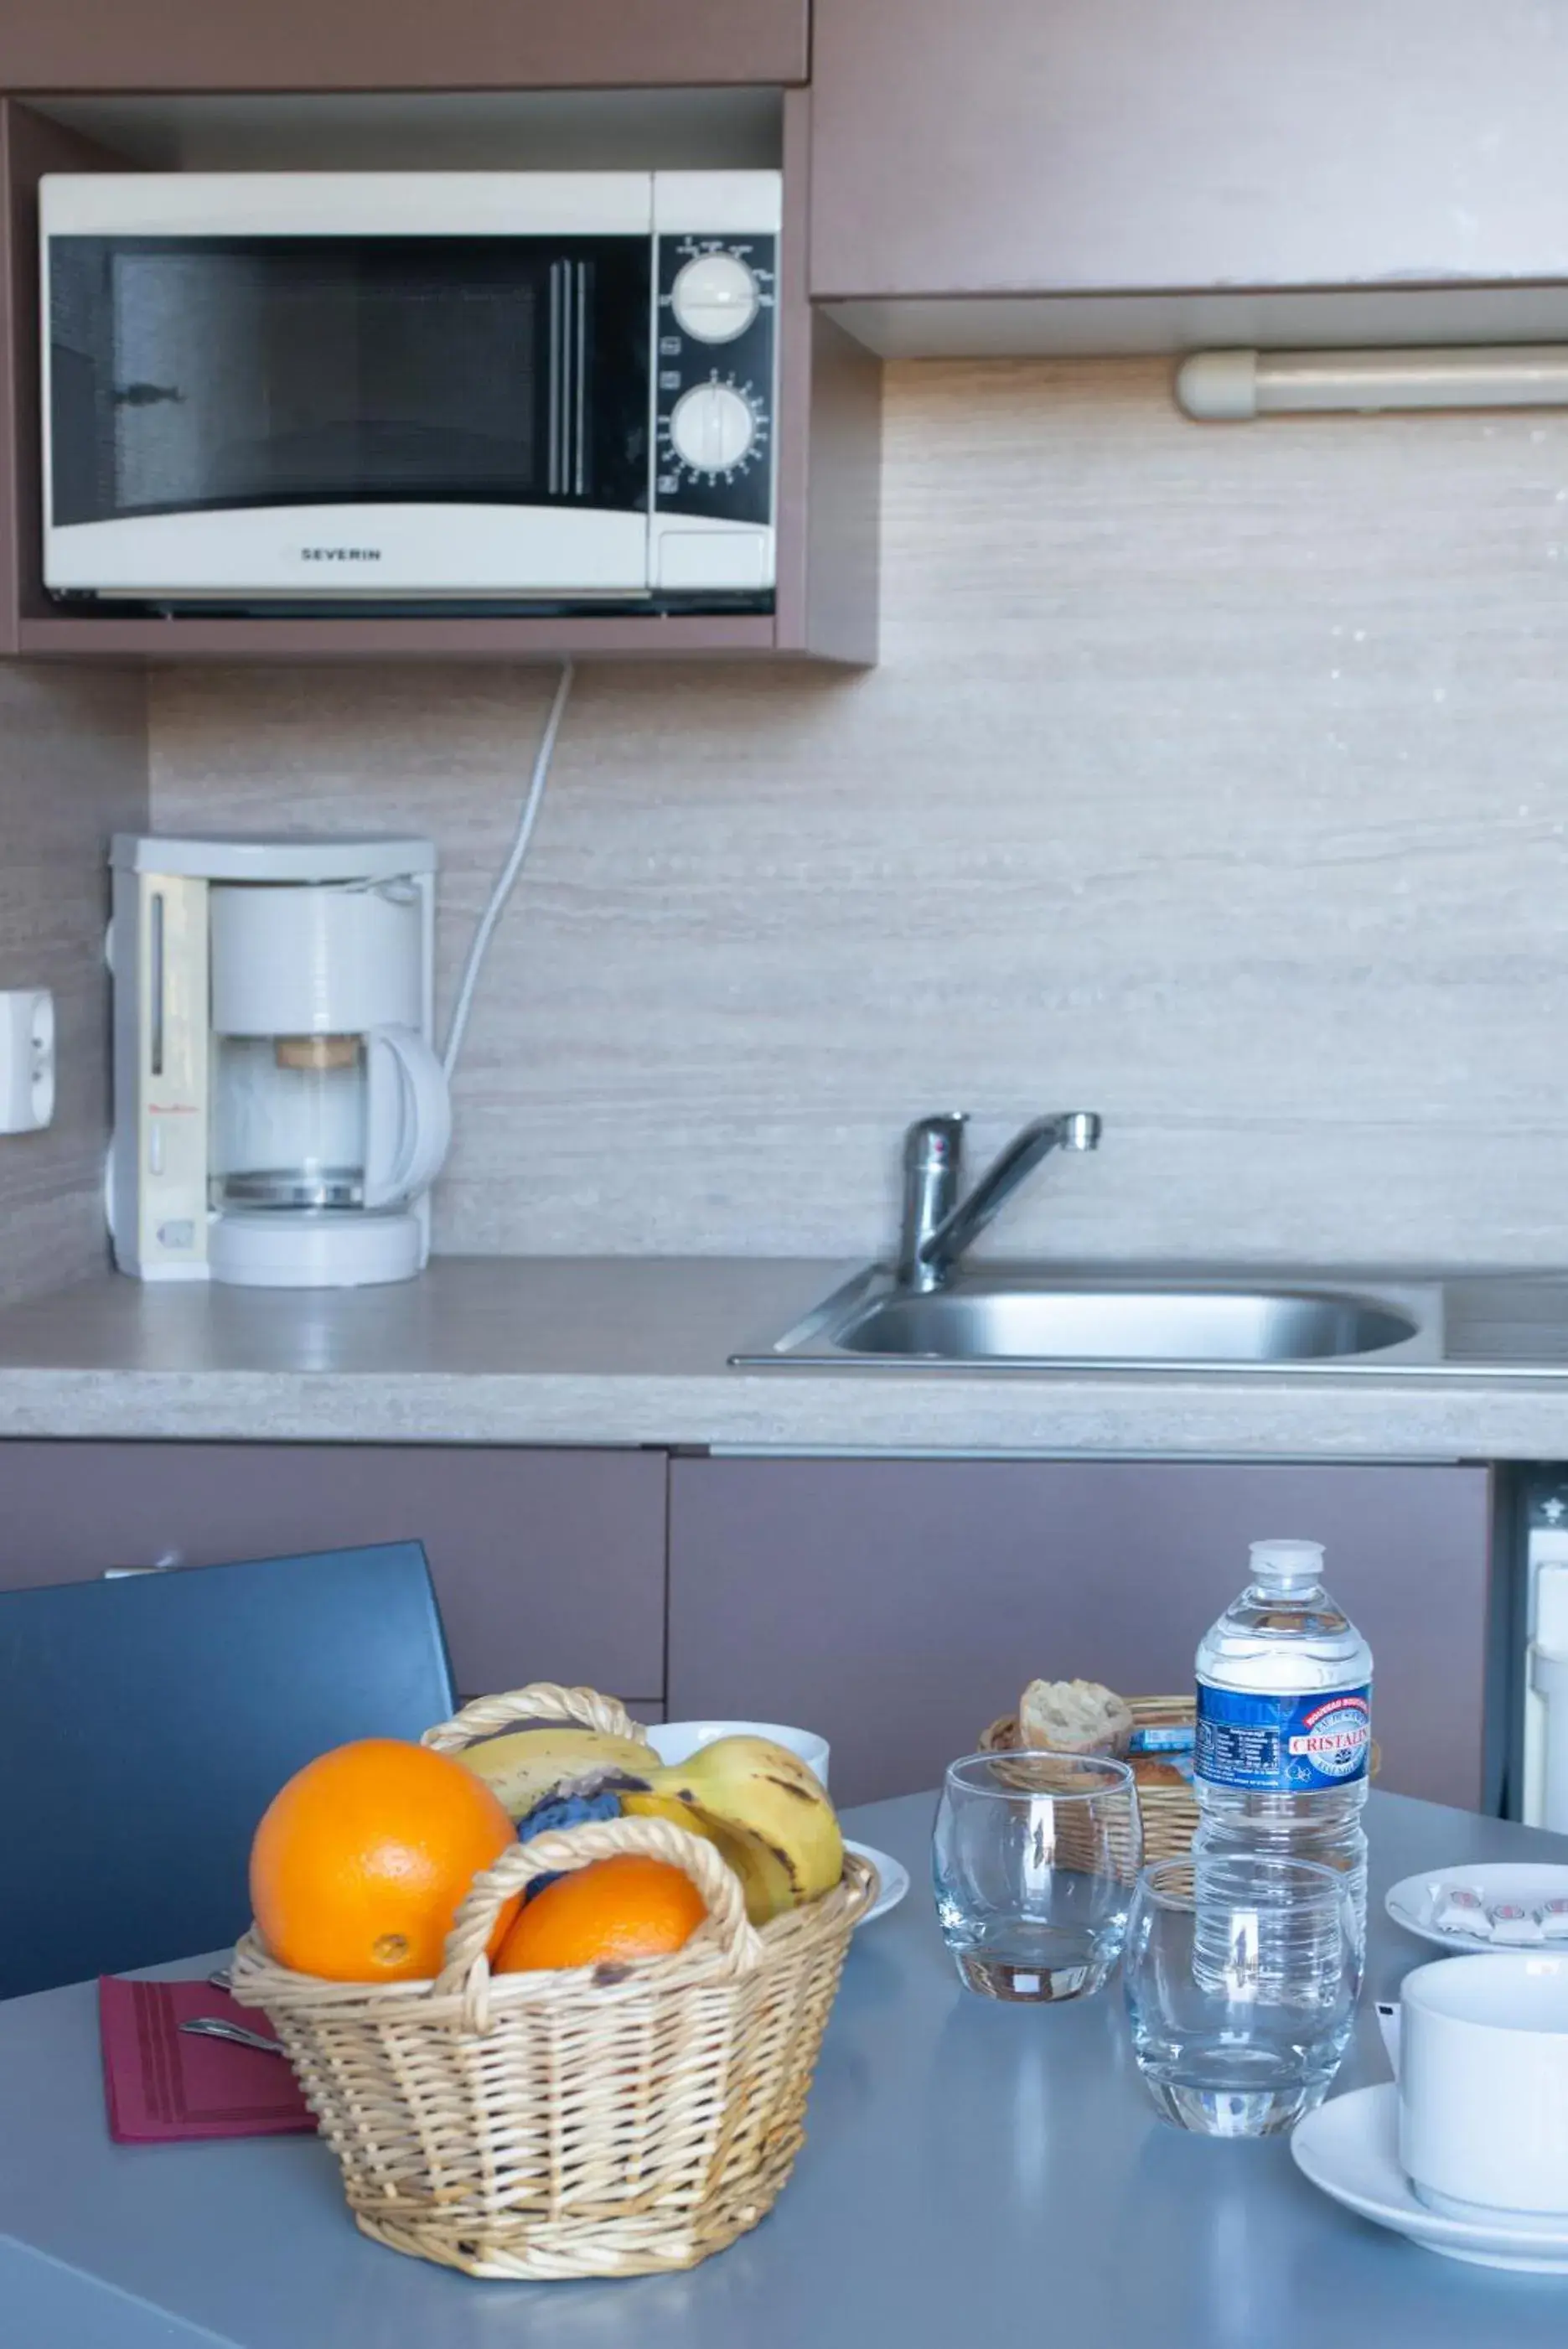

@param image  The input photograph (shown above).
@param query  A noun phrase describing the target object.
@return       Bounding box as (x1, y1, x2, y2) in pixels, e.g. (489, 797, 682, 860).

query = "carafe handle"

(363, 1026, 451, 1210)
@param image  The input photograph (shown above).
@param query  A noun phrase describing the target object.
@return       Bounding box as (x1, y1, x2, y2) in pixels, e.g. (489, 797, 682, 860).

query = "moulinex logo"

(301, 546, 383, 562)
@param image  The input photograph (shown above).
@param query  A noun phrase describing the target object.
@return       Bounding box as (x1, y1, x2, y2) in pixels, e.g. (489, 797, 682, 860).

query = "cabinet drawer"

(0, 1441, 667, 1704)
(670, 1457, 1493, 1808)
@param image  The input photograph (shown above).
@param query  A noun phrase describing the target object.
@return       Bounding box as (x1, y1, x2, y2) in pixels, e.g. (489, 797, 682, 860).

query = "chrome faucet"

(897, 1110, 1102, 1292)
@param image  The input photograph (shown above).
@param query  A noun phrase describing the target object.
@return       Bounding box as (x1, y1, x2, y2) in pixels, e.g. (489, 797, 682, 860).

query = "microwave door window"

(48, 236, 650, 527)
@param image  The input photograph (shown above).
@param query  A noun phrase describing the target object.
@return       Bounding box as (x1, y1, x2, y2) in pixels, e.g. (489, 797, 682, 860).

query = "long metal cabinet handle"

(575, 260, 588, 497)
(548, 262, 564, 496)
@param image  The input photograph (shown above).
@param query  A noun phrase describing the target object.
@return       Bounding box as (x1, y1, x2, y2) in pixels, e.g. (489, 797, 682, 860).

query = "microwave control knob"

(670, 252, 759, 343)
(670, 382, 757, 473)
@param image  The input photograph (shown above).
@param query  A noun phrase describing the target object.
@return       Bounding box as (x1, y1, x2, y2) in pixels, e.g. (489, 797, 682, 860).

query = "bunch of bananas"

(461, 1722, 843, 1927)
(618, 1739, 843, 1925)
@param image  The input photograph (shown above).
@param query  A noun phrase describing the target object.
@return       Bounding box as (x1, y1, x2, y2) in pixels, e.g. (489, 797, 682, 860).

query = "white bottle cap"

(1250, 1539, 1326, 1589)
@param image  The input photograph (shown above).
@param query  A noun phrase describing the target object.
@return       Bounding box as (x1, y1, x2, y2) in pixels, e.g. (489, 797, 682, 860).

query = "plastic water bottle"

(1193, 1539, 1373, 1953)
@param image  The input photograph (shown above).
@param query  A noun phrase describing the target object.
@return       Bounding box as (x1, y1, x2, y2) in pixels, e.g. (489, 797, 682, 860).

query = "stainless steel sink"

(733, 1268, 1441, 1371)
(834, 1286, 1419, 1363)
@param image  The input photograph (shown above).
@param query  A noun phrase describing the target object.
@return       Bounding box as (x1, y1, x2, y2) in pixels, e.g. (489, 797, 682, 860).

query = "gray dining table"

(3, 1786, 1567, 2348)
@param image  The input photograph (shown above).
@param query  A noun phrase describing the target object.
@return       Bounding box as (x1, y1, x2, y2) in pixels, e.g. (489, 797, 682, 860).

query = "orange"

(250, 1738, 519, 1984)
(493, 1855, 708, 1973)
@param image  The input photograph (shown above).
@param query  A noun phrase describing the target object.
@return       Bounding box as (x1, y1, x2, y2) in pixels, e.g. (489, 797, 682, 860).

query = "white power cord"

(441, 660, 575, 1082)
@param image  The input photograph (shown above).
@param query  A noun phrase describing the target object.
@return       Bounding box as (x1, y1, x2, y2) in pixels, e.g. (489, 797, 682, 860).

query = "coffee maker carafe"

(110, 836, 450, 1287)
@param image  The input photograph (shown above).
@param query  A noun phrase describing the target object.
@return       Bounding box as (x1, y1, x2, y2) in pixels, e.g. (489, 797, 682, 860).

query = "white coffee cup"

(1400, 1953, 1568, 2217)
(644, 1720, 831, 1793)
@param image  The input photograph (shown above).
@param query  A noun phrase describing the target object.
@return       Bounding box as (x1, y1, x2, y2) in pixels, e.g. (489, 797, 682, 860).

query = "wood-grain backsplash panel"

(149, 358, 1568, 1267)
(0, 663, 147, 1302)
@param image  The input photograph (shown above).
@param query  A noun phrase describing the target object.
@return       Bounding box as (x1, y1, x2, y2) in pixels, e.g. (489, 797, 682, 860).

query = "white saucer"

(844, 1840, 910, 1927)
(1291, 2084, 1568, 2272)
(1385, 1862, 1568, 1954)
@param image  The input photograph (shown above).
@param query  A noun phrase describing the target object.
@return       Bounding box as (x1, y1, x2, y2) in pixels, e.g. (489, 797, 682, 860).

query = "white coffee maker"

(109, 835, 451, 1288)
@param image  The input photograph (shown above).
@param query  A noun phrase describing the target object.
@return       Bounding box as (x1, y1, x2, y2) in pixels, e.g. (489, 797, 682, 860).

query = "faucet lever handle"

(898, 1114, 967, 1291)
(903, 1110, 967, 1171)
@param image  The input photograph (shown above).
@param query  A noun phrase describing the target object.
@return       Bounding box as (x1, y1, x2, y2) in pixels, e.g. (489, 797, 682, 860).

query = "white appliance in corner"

(1524, 1487, 1568, 1829)
(109, 835, 450, 1289)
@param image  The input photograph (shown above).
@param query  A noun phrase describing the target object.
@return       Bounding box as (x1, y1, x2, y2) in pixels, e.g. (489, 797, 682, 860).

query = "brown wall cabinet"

(0, 1441, 669, 1708)
(810, 0, 1568, 302)
(0, 3, 810, 96)
(668, 1456, 1495, 1808)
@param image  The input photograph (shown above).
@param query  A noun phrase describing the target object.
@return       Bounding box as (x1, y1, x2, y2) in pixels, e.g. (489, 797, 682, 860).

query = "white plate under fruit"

(844, 1840, 909, 1927)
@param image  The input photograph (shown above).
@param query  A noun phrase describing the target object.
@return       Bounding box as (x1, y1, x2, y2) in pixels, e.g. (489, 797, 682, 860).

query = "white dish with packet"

(1385, 1862, 1568, 1953)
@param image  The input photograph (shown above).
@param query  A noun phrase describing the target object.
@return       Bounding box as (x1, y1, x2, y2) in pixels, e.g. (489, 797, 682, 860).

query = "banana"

(615, 1793, 800, 1924)
(458, 1725, 654, 1823)
(711, 1818, 815, 1927)
(619, 1736, 844, 1927)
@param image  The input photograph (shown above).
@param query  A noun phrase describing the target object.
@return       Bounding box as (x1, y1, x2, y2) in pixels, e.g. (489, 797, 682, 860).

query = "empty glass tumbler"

(1123, 1852, 1360, 2136)
(932, 1751, 1142, 2002)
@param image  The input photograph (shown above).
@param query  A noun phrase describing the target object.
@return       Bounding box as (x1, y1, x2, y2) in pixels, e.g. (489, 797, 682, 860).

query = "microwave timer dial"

(668, 379, 762, 474)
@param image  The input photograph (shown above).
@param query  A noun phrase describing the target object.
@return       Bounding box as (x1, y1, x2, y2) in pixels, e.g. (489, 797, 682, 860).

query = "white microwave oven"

(39, 170, 779, 610)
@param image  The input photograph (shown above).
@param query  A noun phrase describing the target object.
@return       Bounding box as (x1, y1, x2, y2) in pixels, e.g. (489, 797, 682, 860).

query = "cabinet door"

(669, 1458, 1493, 1808)
(0, 1442, 666, 1705)
(810, 0, 1568, 299)
(0, 2, 809, 93)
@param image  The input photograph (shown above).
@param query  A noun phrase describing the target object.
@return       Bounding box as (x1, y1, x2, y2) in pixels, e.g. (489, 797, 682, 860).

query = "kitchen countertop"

(2, 1255, 1568, 1456)
(3, 1788, 1568, 2348)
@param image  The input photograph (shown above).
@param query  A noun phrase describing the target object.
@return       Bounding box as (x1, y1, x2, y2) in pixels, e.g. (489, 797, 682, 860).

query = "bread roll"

(1018, 1679, 1134, 1759)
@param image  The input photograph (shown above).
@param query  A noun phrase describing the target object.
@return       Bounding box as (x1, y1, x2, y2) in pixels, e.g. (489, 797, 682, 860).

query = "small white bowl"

(644, 1719, 831, 1793)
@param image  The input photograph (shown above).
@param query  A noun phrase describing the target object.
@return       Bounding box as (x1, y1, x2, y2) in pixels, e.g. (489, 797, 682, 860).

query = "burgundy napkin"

(98, 1974, 316, 2144)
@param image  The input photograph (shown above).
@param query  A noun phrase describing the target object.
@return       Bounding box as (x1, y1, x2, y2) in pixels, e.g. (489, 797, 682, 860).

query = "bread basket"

(232, 1684, 875, 2281)
(981, 1692, 1379, 1862)
(982, 1694, 1200, 1860)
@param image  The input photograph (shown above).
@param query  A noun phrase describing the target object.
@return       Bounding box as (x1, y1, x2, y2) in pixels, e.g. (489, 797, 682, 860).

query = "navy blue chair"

(0, 1541, 457, 2000)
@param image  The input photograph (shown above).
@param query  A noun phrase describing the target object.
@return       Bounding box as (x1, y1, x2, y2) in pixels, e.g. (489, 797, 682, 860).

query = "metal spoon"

(179, 2016, 286, 2059)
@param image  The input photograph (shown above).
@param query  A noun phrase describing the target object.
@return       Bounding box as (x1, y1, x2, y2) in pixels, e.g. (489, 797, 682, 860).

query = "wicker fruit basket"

(231, 1684, 875, 2282)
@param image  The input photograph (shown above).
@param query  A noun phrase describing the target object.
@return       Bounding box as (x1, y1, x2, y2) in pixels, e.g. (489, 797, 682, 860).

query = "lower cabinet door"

(0, 1441, 667, 1706)
(667, 1457, 1493, 1809)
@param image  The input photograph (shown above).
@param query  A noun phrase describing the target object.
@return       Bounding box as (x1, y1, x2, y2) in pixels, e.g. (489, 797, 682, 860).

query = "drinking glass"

(1124, 1852, 1360, 2137)
(932, 1751, 1141, 2001)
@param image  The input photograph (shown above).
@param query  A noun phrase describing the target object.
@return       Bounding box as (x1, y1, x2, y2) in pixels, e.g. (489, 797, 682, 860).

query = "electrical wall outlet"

(0, 989, 55, 1132)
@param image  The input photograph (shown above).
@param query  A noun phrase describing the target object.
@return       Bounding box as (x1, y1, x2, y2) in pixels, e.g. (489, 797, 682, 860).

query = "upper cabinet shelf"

(810, 0, 1568, 343)
(0, 89, 880, 665)
(0, 1, 810, 95)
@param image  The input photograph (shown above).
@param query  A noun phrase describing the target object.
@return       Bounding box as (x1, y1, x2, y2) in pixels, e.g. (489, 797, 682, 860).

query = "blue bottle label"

(1193, 1682, 1372, 1793)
